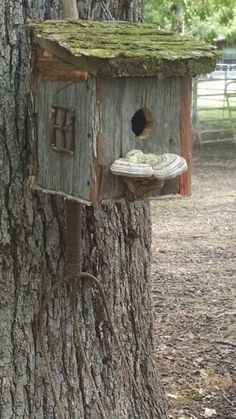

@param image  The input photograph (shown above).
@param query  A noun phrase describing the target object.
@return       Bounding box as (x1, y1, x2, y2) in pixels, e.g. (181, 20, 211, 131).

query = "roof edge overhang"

(27, 20, 220, 79)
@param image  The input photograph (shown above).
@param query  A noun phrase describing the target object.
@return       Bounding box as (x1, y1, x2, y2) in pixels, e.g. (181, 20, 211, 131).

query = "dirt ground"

(151, 142, 236, 419)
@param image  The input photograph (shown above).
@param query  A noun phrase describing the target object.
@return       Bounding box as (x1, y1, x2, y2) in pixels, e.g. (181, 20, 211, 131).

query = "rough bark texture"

(77, 0, 143, 21)
(0, 1, 167, 418)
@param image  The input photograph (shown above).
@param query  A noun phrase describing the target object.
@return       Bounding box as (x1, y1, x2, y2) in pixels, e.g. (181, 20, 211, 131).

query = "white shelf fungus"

(110, 150, 187, 180)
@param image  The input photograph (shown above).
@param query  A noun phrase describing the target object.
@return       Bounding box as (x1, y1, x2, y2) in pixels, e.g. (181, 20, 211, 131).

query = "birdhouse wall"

(35, 77, 96, 202)
(33, 74, 191, 203)
(96, 77, 183, 200)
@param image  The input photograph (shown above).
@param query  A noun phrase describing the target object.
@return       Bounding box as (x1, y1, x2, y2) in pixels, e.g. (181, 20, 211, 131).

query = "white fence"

(209, 63, 236, 80)
(192, 65, 236, 145)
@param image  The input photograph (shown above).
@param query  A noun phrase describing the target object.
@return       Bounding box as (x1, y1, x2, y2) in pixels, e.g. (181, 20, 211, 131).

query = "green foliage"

(226, 31, 236, 43)
(144, 0, 236, 42)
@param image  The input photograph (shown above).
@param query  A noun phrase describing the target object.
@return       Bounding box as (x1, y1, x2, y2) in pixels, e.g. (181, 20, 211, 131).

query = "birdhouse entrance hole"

(131, 107, 153, 139)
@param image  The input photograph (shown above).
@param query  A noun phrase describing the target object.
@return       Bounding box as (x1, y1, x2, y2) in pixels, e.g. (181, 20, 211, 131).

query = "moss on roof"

(28, 19, 220, 78)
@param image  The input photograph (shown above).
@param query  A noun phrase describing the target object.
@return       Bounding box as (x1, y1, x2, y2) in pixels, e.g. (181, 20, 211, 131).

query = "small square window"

(50, 106, 75, 155)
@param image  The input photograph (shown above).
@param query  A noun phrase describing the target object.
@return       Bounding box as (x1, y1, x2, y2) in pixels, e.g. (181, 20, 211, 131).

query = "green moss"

(27, 19, 220, 78)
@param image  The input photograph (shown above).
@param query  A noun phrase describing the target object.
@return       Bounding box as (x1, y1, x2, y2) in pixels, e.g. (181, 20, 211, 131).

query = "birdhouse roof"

(28, 19, 219, 78)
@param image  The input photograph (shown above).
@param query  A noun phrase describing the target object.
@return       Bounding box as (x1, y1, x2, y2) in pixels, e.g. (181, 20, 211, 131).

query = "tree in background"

(144, 0, 236, 41)
(0, 0, 167, 418)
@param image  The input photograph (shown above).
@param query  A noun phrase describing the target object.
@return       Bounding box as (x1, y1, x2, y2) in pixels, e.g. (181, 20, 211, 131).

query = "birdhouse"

(28, 20, 217, 204)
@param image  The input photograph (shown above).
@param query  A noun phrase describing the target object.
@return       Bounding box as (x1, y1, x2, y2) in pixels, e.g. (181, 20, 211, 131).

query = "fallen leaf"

(204, 408, 217, 417)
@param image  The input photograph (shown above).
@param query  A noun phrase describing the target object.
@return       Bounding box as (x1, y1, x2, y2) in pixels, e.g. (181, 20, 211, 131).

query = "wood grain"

(97, 77, 182, 200)
(35, 77, 94, 201)
(180, 77, 192, 197)
(34, 75, 187, 202)
(37, 48, 88, 82)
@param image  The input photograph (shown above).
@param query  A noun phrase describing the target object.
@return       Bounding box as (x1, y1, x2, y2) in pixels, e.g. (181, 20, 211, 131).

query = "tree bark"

(0, 1, 167, 418)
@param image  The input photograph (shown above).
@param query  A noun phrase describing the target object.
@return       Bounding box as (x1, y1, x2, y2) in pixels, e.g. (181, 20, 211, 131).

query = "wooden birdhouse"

(28, 20, 218, 204)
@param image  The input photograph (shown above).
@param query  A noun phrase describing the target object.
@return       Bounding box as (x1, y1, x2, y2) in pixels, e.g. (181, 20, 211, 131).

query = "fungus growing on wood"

(110, 150, 187, 198)
(111, 150, 187, 179)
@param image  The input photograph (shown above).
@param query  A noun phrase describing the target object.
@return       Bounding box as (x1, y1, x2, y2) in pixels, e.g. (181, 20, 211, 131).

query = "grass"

(193, 80, 236, 136)
(193, 106, 236, 142)
(199, 108, 236, 120)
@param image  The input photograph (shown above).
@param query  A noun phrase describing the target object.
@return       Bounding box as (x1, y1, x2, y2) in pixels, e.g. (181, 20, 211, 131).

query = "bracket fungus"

(110, 150, 187, 199)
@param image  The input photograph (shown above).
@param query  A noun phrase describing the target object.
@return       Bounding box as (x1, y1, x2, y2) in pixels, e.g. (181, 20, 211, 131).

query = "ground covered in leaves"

(151, 143, 236, 419)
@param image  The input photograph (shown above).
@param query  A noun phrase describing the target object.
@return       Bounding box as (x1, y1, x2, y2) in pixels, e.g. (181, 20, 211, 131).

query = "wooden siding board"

(72, 79, 95, 198)
(180, 77, 192, 196)
(36, 47, 89, 82)
(98, 77, 182, 200)
(35, 75, 187, 202)
(59, 83, 76, 196)
(36, 78, 62, 193)
(36, 79, 92, 201)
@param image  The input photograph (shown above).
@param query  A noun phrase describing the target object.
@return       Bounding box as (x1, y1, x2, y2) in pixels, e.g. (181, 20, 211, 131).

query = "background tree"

(144, 0, 236, 41)
(0, 0, 167, 418)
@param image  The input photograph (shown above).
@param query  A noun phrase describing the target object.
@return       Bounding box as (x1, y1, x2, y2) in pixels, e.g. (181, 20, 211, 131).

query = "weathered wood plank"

(97, 77, 182, 199)
(36, 48, 88, 82)
(35, 77, 93, 201)
(35, 76, 186, 202)
(180, 76, 192, 196)
(73, 78, 96, 199)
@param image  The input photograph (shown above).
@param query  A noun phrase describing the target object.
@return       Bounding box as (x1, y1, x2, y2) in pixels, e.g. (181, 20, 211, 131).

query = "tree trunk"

(170, 1, 185, 34)
(0, 1, 167, 418)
